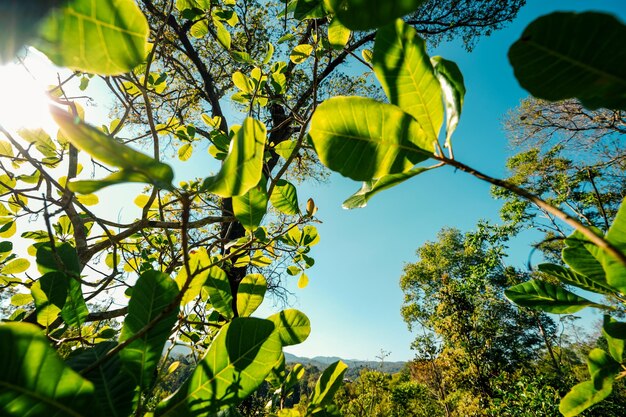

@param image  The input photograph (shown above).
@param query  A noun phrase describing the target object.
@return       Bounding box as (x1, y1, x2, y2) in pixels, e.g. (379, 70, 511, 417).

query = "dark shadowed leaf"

(509, 12, 626, 111)
(328, 0, 426, 30)
(119, 270, 179, 395)
(0, 322, 94, 417)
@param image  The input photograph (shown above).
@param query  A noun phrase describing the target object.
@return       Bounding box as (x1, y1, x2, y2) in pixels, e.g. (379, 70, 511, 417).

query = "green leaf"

(1, 258, 29, 274)
(205, 266, 234, 319)
(562, 230, 609, 288)
(35, 0, 149, 75)
(308, 360, 348, 410)
(66, 342, 135, 417)
(203, 118, 267, 197)
(560, 380, 614, 417)
(268, 309, 311, 346)
(233, 183, 268, 231)
(214, 19, 231, 49)
(270, 180, 299, 215)
(0, 322, 95, 417)
(509, 12, 626, 111)
(119, 270, 179, 395)
(431, 56, 465, 147)
(178, 143, 193, 161)
(61, 277, 89, 327)
(52, 108, 174, 191)
(31, 271, 69, 327)
(237, 273, 267, 317)
(290, 44, 313, 64)
(154, 318, 282, 416)
(36, 242, 80, 275)
(327, 0, 426, 30)
(328, 17, 350, 50)
(560, 348, 620, 416)
(603, 316, 625, 363)
(294, 0, 326, 20)
(538, 263, 616, 296)
(504, 279, 605, 314)
(309, 97, 433, 181)
(373, 20, 443, 140)
(69, 170, 171, 194)
(342, 166, 430, 209)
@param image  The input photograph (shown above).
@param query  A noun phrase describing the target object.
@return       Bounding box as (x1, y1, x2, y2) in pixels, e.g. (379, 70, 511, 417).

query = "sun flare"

(0, 52, 55, 132)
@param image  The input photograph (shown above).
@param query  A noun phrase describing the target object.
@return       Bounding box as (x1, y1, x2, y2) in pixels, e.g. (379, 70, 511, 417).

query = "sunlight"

(0, 51, 55, 132)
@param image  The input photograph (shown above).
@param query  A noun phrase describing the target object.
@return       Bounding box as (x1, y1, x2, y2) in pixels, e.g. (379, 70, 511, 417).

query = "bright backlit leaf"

(309, 96, 433, 181)
(203, 118, 267, 197)
(237, 273, 267, 317)
(505, 279, 606, 314)
(154, 318, 282, 416)
(36, 0, 149, 75)
(327, 0, 426, 30)
(270, 180, 299, 215)
(268, 309, 311, 346)
(373, 20, 443, 140)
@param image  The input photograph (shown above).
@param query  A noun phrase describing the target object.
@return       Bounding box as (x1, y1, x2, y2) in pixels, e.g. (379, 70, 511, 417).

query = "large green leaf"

(537, 263, 615, 296)
(31, 271, 68, 327)
(35, 0, 149, 75)
(327, 0, 426, 30)
(203, 118, 267, 197)
(52, 108, 174, 191)
(233, 183, 268, 231)
(342, 166, 430, 209)
(308, 360, 348, 411)
(270, 180, 300, 215)
(562, 230, 609, 285)
(309, 97, 433, 181)
(67, 342, 135, 417)
(509, 12, 626, 111)
(560, 348, 620, 417)
(268, 309, 311, 346)
(119, 270, 179, 395)
(154, 318, 282, 416)
(237, 273, 267, 317)
(61, 277, 89, 327)
(596, 199, 626, 292)
(602, 316, 625, 363)
(431, 56, 465, 147)
(205, 266, 234, 319)
(504, 279, 605, 314)
(373, 20, 443, 140)
(0, 322, 95, 417)
(36, 242, 80, 275)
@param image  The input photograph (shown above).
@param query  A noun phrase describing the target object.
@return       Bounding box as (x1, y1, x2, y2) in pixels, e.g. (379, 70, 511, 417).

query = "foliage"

(0, 0, 624, 416)
(400, 226, 557, 415)
(494, 97, 625, 260)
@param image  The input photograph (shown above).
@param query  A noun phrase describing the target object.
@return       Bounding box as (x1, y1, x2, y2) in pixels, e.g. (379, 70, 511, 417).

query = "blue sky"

(268, 0, 626, 362)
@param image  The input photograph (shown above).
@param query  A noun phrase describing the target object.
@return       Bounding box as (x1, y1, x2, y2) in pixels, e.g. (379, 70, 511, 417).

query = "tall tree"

(494, 97, 626, 259)
(400, 226, 556, 415)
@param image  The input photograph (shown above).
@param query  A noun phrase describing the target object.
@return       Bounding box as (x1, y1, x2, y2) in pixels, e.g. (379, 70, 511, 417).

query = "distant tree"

(400, 226, 557, 415)
(494, 98, 626, 260)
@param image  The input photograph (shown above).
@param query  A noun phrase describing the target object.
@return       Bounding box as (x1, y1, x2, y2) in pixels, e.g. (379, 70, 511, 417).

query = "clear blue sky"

(264, 0, 626, 362)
